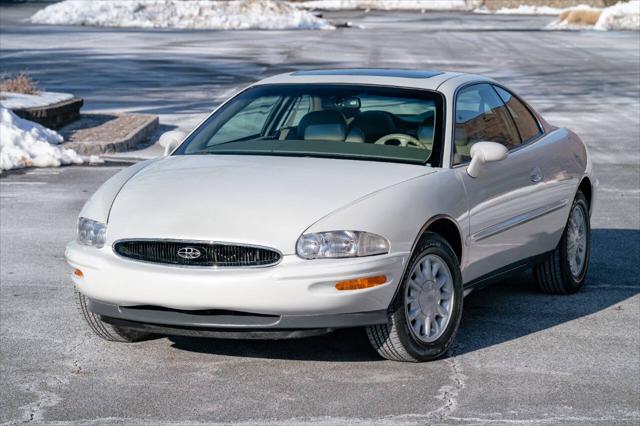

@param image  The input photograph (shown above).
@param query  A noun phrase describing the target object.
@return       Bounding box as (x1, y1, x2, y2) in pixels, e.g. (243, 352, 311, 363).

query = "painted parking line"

(598, 187, 640, 195)
(26, 169, 62, 175)
(0, 181, 48, 185)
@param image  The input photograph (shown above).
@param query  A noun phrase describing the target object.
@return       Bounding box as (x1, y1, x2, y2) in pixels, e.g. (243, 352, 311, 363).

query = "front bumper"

(90, 298, 389, 338)
(65, 240, 408, 318)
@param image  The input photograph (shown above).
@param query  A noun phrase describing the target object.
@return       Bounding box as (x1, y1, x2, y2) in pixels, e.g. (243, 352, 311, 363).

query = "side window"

(208, 95, 280, 145)
(494, 86, 542, 143)
(454, 84, 521, 165)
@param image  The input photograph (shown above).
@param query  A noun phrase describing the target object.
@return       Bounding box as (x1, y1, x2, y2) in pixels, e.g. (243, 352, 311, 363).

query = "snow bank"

(0, 91, 74, 110)
(30, 0, 333, 30)
(595, 1, 639, 30)
(0, 107, 85, 172)
(548, 1, 639, 30)
(492, 5, 564, 15)
(297, 0, 474, 11)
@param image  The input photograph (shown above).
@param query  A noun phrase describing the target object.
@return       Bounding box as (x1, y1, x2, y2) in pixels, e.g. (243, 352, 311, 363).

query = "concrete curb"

(61, 114, 159, 156)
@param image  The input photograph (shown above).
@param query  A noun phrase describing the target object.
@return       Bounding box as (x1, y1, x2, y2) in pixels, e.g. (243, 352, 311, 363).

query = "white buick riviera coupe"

(66, 69, 596, 362)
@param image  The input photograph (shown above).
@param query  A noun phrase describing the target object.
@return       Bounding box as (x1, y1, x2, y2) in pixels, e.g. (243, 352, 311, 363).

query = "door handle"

(530, 167, 543, 183)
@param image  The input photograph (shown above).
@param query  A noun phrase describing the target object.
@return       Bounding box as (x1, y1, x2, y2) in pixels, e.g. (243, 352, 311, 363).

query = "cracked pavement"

(1, 4, 639, 425)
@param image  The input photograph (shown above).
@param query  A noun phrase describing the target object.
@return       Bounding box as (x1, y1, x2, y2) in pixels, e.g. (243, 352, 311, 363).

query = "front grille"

(113, 240, 281, 267)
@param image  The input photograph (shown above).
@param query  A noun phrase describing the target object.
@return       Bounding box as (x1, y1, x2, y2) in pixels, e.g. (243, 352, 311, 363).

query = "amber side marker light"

(335, 275, 386, 291)
(73, 269, 84, 278)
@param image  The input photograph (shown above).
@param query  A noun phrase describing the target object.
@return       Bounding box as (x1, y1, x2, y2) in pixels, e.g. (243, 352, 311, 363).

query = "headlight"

(78, 217, 107, 248)
(296, 231, 389, 259)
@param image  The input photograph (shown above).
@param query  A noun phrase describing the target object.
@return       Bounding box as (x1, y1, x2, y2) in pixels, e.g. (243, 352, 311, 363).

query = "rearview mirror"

(160, 130, 186, 156)
(466, 141, 508, 178)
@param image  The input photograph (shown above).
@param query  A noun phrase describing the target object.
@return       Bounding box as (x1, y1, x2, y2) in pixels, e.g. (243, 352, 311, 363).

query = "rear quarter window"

(494, 86, 542, 143)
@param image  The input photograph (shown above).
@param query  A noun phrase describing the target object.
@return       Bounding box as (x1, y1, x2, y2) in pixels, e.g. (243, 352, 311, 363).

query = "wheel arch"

(388, 214, 464, 311)
(578, 176, 593, 213)
(417, 215, 463, 264)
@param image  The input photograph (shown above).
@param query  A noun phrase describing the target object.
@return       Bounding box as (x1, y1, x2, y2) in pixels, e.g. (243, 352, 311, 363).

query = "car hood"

(107, 155, 435, 254)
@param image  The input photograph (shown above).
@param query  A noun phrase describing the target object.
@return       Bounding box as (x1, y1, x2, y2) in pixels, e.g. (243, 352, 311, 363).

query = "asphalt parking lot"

(1, 5, 639, 425)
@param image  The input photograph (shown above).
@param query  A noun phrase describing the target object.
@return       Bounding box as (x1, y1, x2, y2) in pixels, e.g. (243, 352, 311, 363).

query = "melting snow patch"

(0, 107, 86, 172)
(0, 91, 74, 110)
(30, 0, 333, 30)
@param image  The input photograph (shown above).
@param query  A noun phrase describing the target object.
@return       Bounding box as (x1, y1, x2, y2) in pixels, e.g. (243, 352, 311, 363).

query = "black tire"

(75, 290, 154, 342)
(366, 232, 464, 362)
(534, 191, 591, 294)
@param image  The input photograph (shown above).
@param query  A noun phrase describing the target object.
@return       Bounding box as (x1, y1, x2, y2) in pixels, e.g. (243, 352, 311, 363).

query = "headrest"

(345, 127, 365, 143)
(297, 110, 346, 138)
(304, 123, 346, 142)
(349, 111, 395, 143)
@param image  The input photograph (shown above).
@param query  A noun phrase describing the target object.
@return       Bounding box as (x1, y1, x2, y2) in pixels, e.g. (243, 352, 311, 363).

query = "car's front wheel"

(366, 232, 463, 362)
(533, 191, 591, 294)
(75, 290, 154, 342)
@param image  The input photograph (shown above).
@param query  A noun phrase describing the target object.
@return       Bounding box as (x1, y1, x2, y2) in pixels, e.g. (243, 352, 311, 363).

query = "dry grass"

(0, 73, 40, 95)
(559, 8, 602, 26)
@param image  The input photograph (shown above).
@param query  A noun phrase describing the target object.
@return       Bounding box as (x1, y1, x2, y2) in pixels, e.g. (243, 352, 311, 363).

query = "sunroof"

(291, 69, 443, 79)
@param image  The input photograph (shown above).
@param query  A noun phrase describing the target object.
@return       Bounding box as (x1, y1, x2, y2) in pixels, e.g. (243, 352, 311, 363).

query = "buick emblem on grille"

(177, 247, 201, 260)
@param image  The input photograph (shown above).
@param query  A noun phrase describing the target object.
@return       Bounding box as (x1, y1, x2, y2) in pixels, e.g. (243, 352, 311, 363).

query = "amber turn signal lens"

(335, 275, 386, 291)
(73, 269, 84, 278)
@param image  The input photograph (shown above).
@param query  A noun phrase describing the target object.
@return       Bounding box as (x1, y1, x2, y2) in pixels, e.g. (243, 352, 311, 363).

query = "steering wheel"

(374, 133, 428, 148)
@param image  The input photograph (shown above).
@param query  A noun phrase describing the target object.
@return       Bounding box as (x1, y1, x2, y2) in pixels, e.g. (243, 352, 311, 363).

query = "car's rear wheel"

(534, 191, 591, 294)
(366, 232, 463, 362)
(75, 290, 154, 342)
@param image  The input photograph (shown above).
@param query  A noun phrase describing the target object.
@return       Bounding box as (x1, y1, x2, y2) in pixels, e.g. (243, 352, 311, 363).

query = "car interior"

(181, 86, 444, 165)
(270, 94, 438, 155)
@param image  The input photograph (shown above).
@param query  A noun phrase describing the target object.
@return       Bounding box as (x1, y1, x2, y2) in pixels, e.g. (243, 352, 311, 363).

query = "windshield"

(175, 84, 444, 165)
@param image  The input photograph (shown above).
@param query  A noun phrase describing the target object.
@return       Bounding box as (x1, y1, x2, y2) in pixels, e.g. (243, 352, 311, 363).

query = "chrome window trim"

(112, 238, 284, 269)
(450, 81, 546, 168)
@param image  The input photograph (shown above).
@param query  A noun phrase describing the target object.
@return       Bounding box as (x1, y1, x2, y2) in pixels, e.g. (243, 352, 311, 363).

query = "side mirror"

(466, 141, 508, 178)
(160, 130, 186, 156)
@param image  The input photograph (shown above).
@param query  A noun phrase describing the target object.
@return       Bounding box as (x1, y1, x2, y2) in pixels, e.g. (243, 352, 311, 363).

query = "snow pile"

(548, 1, 639, 30)
(30, 0, 333, 30)
(0, 91, 74, 110)
(297, 0, 475, 11)
(491, 5, 564, 15)
(595, 0, 639, 30)
(0, 107, 84, 172)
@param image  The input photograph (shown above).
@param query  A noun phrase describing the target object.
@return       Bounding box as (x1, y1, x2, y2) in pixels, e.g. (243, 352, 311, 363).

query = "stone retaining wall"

(12, 97, 83, 129)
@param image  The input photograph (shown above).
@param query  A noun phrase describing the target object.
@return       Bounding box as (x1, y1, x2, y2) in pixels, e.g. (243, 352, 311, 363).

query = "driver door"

(453, 84, 548, 283)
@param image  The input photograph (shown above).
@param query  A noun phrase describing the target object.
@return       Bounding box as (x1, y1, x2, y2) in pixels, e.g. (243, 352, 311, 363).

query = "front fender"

(304, 170, 468, 257)
(80, 158, 160, 223)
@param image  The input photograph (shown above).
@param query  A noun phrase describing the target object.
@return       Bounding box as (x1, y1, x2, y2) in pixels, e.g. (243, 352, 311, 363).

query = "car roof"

(252, 69, 490, 91)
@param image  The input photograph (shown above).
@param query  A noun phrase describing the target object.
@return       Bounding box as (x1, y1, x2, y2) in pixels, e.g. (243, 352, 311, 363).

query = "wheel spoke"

(423, 258, 433, 280)
(409, 279, 422, 292)
(431, 317, 440, 337)
(431, 262, 440, 279)
(424, 316, 431, 336)
(408, 307, 420, 321)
